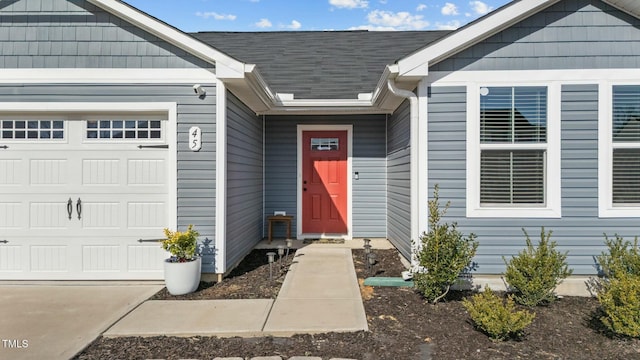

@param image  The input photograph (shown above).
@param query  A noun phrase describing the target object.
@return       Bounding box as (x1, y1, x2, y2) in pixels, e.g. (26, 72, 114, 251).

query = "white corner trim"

(465, 82, 562, 218)
(598, 81, 640, 217)
(296, 124, 353, 240)
(215, 80, 227, 273)
(87, 0, 244, 75)
(417, 80, 430, 237)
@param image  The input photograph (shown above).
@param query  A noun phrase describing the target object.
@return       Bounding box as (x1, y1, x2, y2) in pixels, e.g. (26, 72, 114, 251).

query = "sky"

(124, 0, 512, 33)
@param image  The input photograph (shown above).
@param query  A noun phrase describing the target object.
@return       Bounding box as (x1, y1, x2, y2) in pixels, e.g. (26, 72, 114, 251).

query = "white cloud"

(281, 20, 302, 29)
(255, 18, 272, 28)
(416, 4, 427, 11)
(469, 1, 492, 15)
(195, 12, 237, 21)
(441, 3, 459, 16)
(435, 20, 461, 30)
(366, 10, 429, 30)
(329, 0, 369, 9)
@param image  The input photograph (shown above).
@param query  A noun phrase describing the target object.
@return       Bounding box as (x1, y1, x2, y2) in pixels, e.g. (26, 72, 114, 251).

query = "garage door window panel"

(2, 120, 64, 140)
(86, 120, 162, 140)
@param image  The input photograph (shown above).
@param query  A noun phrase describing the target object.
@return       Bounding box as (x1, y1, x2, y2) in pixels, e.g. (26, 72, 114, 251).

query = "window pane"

(481, 150, 545, 204)
(311, 138, 339, 151)
(613, 85, 640, 142)
(613, 149, 640, 204)
(480, 87, 546, 143)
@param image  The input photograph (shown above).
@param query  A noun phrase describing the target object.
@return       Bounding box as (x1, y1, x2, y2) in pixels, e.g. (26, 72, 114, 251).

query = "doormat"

(302, 238, 345, 244)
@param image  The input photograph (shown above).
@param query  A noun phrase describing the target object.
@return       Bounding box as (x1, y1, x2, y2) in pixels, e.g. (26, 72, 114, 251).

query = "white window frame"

(598, 83, 640, 217)
(466, 83, 562, 218)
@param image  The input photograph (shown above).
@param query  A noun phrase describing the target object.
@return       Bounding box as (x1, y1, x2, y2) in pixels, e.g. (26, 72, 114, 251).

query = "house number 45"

(189, 126, 202, 151)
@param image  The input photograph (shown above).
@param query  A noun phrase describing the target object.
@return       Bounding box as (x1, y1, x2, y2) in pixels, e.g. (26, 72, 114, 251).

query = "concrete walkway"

(105, 244, 368, 337)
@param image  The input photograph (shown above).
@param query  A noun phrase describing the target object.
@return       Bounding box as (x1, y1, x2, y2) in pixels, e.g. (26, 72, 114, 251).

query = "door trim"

(296, 124, 353, 240)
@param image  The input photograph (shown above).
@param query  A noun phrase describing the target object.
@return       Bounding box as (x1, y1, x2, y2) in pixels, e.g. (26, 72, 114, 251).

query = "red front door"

(302, 130, 348, 234)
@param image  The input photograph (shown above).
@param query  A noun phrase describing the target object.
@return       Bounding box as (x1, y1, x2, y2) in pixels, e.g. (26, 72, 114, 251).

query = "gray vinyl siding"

(0, 83, 218, 271)
(264, 115, 387, 238)
(428, 85, 639, 275)
(0, 0, 210, 69)
(431, 0, 640, 72)
(225, 92, 263, 269)
(386, 100, 412, 259)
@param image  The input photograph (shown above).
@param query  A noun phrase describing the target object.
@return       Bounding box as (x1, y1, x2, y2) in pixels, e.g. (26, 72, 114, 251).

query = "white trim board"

(0, 69, 217, 84)
(215, 80, 228, 273)
(296, 124, 353, 240)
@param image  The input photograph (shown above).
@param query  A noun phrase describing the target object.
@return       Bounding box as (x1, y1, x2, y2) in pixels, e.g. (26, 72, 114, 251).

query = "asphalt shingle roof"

(190, 31, 451, 99)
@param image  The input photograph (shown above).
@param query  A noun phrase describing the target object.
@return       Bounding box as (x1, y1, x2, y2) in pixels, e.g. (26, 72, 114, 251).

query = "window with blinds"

(479, 86, 547, 205)
(612, 85, 640, 205)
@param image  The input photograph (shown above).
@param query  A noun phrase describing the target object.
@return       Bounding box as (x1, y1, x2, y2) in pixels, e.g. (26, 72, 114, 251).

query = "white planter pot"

(164, 257, 202, 295)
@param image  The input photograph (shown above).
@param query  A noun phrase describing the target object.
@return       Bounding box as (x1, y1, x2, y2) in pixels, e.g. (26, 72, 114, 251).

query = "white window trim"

(466, 83, 562, 218)
(598, 82, 640, 218)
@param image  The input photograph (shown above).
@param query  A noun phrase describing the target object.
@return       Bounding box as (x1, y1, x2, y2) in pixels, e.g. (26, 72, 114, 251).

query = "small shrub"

(595, 235, 640, 338)
(597, 273, 640, 338)
(413, 185, 478, 304)
(598, 235, 640, 279)
(162, 224, 199, 262)
(462, 286, 535, 341)
(503, 228, 572, 307)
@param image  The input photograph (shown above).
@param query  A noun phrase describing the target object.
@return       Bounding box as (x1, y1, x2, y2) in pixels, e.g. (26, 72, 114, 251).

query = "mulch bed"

(75, 247, 640, 360)
(151, 249, 295, 300)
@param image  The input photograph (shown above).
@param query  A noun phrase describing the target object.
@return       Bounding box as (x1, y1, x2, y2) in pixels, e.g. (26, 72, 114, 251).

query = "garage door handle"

(137, 144, 169, 149)
(138, 238, 164, 243)
(76, 198, 82, 220)
(0, 145, 7, 149)
(0, 240, 7, 244)
(67, 198, 73, 220)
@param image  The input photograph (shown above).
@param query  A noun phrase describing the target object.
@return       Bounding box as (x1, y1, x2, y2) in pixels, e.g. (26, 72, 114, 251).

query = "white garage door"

(0, 116, 171, 280)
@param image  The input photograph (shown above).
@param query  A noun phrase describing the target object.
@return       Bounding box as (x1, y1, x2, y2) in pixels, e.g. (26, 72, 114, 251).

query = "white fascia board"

(0, 101, 177, 113)
(0, 68, 216, 84)
(397, 0, 561, 77)
(224, 65, 278, 114)
(88, 0, 245, 76)
(604, 0, 640, 18)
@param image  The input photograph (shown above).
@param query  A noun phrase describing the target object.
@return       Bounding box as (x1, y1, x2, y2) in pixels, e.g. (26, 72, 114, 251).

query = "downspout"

(387, 79, 420, 270)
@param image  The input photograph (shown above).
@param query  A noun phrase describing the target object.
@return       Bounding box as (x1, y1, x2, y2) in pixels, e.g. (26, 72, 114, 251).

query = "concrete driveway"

(0, 283, 162, 360)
